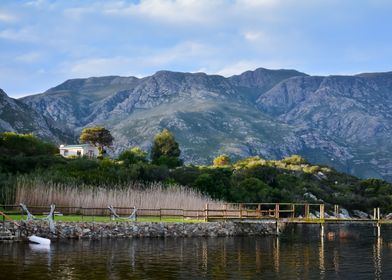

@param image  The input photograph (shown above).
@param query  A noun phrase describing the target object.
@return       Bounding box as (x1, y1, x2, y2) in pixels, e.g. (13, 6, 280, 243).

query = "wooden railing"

(0, 203, 383, 222)
(204, 203, 325, 220)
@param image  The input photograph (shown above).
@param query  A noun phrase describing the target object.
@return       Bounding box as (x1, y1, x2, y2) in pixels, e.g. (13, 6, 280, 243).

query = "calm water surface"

(1, 224, 392, 279)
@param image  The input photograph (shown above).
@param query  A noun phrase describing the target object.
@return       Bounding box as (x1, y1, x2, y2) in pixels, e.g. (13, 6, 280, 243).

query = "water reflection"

(1, 224, 392, 279)
(374, 237, 382, 280)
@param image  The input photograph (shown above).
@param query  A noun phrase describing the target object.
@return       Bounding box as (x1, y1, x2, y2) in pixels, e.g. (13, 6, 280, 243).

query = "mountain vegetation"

(1, 67, 392, 182)
(1, 132, 392, 215)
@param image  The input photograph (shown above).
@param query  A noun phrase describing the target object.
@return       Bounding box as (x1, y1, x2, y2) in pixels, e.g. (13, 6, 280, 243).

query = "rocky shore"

(0, 221, 280, 241)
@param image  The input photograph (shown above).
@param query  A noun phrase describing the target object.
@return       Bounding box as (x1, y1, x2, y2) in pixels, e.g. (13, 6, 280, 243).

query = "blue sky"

(0, 0, 391, 97)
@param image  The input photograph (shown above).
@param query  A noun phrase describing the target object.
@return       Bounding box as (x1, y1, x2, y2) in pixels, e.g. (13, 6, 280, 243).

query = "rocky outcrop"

(0, 89, 73, 143)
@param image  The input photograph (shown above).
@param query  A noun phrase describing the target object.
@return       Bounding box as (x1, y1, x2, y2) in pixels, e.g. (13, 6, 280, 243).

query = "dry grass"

(15, 177, 221, 214)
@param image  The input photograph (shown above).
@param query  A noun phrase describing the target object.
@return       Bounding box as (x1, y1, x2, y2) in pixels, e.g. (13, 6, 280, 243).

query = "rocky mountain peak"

(2, 67, 392, 181)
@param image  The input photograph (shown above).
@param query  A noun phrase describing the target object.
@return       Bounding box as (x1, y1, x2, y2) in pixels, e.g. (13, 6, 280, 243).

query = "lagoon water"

(1, 224, 392, 279)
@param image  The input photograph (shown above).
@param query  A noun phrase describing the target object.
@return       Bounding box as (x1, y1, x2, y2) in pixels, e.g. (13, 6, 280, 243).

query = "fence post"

(239, 204, 243, 219)
(334, 205, 339, 218)
(257, 204, 261, 219)
(275, 204, 280, 219)
(320, 204, 325, 220)
(205, 203, 209, 221)
(305, 204, 309, 219)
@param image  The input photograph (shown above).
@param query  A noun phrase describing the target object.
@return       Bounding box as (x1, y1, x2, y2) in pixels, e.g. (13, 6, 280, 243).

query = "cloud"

(0, 11, 17, 23)
(103, 0, 225, 25)
(0, 27, 38, 42)
(144, 41, 214, 65)
(16, 52, 43, 63)
(216, 61, 263, 77)
(215, 59, 300, 77)
(65, 57, 137, 78)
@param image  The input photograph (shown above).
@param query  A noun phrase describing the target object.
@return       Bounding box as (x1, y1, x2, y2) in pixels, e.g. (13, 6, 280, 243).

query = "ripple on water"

(1, 224, 392, 279)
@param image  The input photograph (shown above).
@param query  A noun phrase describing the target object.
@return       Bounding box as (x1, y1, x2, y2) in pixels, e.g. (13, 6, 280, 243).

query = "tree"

(118, 147, 147, 165)
(213, 154, 231, 167)
(151, 129, 182, 168)
(79, 127, 113, 156)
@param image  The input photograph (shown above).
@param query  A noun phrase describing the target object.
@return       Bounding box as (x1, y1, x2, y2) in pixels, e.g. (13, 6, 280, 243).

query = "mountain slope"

(6, 67, 392, 181)
(0, 89, 72, 143)
(256, 73, 392, 179)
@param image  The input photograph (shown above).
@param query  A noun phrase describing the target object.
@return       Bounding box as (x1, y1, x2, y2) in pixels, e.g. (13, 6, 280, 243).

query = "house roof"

(60, 144, 94, 149)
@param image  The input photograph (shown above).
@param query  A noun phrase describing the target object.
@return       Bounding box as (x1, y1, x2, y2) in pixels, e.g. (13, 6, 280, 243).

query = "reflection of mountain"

(1, 68, 392, 181)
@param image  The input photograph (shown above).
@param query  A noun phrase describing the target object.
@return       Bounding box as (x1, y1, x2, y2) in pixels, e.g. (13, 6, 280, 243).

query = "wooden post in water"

(320, 224, 325, 238)
(275, 204, 280, 219)
(377, 223, 381, 237)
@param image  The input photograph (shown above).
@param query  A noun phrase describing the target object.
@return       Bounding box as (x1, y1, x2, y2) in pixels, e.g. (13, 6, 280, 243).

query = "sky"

(0, 0, 391, 97)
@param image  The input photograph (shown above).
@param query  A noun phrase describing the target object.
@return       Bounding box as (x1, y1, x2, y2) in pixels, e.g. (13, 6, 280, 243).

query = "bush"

(281, 155, 307, 165)
(118, 147, 148, 165)
(213, 154, 231, 167)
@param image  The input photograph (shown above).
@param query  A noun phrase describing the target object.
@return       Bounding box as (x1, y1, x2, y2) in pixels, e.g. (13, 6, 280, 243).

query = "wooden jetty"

(204, 203, 390, 237)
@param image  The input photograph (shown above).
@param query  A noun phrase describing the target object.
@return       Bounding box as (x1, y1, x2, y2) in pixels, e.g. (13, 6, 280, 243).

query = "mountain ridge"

(1, 67, 391, 181)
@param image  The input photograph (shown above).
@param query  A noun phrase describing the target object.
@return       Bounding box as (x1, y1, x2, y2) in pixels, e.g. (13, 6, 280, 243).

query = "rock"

(384, 213, 392, 220)
(352, 210, 369, 219)
(304, 192, 318, 201)
(339, 208, 351, 219)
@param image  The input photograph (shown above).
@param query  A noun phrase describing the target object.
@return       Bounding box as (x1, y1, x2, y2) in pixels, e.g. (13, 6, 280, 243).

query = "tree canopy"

(213, 154, 231, 167)
(79, 127, 113, 156)
(151, 129, 182, 168)
(118, 147, 148, 165)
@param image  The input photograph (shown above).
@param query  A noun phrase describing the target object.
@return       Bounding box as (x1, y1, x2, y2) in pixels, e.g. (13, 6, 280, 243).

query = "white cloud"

(216, 61, 262, 77)
(103, 0, 225, 24)
(65, 57, 137, 78)
(16, 52, 43, 63)
(238, 0, 282, 8)
(0, 27, 38, 42)
(215, 59, 299, 77)
(145, 41, 213, 65)
(0, 11, 17, 23)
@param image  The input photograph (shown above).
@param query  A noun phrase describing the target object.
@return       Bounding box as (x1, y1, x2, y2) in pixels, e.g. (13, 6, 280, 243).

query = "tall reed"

(15, 176, 220, 210)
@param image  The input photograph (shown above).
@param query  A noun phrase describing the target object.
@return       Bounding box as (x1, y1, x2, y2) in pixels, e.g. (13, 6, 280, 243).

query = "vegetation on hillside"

(1, 131, 392, 214)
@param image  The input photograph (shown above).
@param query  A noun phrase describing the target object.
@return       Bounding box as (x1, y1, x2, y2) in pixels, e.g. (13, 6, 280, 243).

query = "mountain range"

(1, 67, 391, 181)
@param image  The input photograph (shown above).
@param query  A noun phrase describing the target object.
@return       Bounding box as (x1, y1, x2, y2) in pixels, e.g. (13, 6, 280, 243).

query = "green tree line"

(1, 130, 392, 213)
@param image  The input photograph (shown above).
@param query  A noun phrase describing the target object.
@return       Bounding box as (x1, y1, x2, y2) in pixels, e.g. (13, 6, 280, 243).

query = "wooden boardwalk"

(205, 203, 391, 237)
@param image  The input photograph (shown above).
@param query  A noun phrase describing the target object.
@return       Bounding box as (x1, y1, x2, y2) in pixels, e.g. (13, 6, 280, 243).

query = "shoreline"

(0, 221, 280, 242)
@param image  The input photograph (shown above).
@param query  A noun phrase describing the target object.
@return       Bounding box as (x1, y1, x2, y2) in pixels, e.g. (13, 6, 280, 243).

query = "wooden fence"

(0, 203, 382, 222)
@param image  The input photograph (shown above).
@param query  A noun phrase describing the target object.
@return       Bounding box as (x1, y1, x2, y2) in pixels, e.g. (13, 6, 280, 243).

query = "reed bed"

(15, 177, 222, 216)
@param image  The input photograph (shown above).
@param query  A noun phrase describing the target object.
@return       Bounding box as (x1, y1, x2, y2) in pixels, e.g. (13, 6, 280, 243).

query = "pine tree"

(151, 129, 182, 167)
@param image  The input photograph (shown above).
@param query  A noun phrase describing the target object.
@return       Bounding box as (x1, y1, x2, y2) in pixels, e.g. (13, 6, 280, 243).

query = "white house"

(59, 144, 99, 158)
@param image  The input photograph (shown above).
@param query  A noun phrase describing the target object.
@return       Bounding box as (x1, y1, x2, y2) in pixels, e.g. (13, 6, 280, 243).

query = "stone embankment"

(1, 221, 280, 241)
